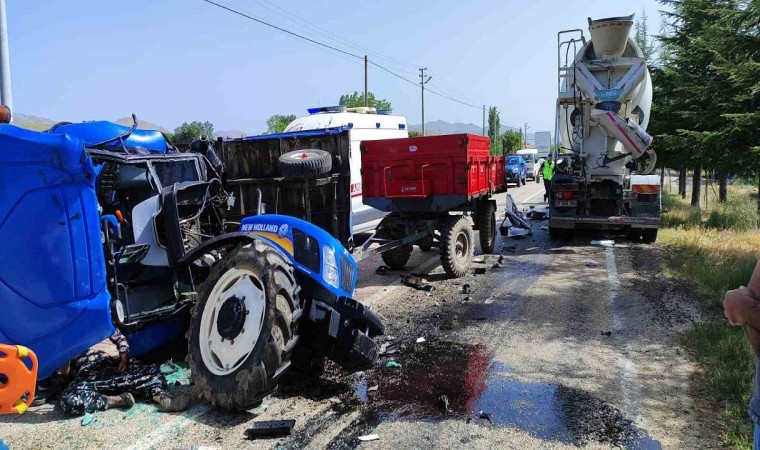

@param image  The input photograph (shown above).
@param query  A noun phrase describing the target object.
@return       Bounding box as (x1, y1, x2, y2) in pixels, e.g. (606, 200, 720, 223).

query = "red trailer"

(357, 134, 506, 277)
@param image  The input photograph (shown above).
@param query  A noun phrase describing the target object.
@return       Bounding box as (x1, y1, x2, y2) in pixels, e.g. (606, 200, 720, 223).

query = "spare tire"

(278, 149, 332, 178)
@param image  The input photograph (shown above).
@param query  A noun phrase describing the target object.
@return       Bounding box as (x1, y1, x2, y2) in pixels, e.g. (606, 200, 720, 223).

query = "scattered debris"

(461, 296, 472, 303)
(473, 267, 487, 275)
(506, 226, 531, 238)
(591, 240, 615, 247)
(586, 262, 600, 268)
(492, 263, 502, 269)
(497, 255, 504, 264)
(416, 337, 426, 344)
(358, 434, 380, 442)
(526, 210, 548, 221)
(386, 360, 402, 369)
(526, 246, 538, 252)
(462, 284, 472, 294)
(367, 385, 379, 392)
(245, 420, 296, 439)
(601, 331, 612, 336)
(499, 194, 533, 237)
(401, 274, 435, 291)
(478, 410, 493, 423)
(375, 265, 390, 275)
(540, 226, 548, 231)
(438, 395, 450, 414)
(433, 302, 440, 307)
(81, 412, 94, 426)
(379, 341, 400, 356)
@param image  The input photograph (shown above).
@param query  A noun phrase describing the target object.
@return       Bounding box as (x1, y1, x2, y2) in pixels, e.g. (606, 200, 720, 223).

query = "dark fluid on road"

(357, 340, 661, 449)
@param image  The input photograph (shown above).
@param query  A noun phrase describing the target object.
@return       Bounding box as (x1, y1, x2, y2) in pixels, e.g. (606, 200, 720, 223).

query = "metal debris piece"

(416, 337, 426, 344)
(245, 420, 296, 439)
(423, 285, 435, 293)
(507, 227, 531, 238)
(473, 267, 487, 275)
(438, 395, 450, 414)
(375, 265, 390, 275)
(401, 274, 434, 291)
(526, 246, 538, 251)
(591, 240, 615, 247)
(497, 255, 504, 264)
(601, 331, 612, 336)
(492, 263, 502, 269)
(367, 385, 379, 392)
(478, 410, 493, 423)
(358, 434, 380, 442)
(526, 210, 548, 221)
(462, 284, 471, 294)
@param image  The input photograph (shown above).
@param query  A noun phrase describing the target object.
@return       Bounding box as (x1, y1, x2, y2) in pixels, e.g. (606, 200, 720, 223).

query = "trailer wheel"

(642, 229, 658, 243)
(381, 244, 412, 270)
(440, 216, 474, 278)
(478, 202, 497, 254)
(418, 236, 434, 252)
(278, 149, 332, 178)
(188, 241, 301, 411)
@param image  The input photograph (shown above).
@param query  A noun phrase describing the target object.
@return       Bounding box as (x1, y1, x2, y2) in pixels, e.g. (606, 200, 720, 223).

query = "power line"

(201, 0, 484, 110)
(201, 0, 363, 61)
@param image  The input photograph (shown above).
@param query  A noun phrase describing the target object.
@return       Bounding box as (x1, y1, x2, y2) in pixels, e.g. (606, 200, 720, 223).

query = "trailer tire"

(418, 236, 434, 252)
(642, 229, 658, 243)
(478, 202, 497, 254)
(278, 149, 332, 178)
(381, 244, 412, 270)
(188, 241, 301, 411)
(440, 215, 474, 278)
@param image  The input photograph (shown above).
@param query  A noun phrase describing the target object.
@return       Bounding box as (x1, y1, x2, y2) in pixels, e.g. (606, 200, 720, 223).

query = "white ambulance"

(284, 106, 409, 234)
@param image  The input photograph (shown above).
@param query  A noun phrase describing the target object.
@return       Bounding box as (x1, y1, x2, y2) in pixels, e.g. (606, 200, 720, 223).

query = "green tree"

(487, 106, 502, 155)
(408, 130, 422, 137)
(502, 130, 522, 154)
(634, 8, 656, 64)
(338, 91, 392, 111)
(265, 114, 296, 134)
(173, 121, 215, 145)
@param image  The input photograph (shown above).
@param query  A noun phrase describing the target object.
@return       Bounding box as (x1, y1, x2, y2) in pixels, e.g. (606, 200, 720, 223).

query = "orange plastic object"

(0, 344, 38, 414)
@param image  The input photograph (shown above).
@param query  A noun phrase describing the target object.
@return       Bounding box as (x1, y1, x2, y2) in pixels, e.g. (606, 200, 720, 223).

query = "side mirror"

(0, 105, 10, 124)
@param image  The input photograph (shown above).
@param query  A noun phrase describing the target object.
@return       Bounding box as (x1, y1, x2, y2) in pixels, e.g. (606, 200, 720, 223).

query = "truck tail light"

(555, 191, 574, 200)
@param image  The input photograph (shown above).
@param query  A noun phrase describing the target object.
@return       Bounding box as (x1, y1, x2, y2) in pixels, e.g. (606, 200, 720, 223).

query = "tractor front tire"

(478, 202, 497, 254)
(188, 241, 301, 411)
(440, 215, 474, 278)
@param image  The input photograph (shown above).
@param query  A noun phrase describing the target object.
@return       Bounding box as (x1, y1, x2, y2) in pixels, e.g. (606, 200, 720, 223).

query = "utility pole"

(523, 122, 530, 147)
(364, 55, 368, 108)
(482, 105, 486, 135)
(419, 67, 431, 135)
(0, 0, 12, 113)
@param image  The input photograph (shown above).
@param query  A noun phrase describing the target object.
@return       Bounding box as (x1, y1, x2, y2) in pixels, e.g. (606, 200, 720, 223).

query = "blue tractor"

(0, 115, 383, 410)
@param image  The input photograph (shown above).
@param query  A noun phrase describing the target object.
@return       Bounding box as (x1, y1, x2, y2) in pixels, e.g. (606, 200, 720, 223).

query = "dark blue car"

(505, 155, 527, 187)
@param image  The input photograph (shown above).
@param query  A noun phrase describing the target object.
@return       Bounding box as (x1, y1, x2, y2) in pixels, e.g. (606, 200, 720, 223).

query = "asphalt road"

(1, 181, 721, 449)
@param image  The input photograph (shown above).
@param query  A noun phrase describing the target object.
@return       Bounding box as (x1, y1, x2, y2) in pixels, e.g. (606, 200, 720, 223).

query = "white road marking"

(124, 404, 211, 450)
(521, 187, 546, 204)
(604, 246, 642, 424)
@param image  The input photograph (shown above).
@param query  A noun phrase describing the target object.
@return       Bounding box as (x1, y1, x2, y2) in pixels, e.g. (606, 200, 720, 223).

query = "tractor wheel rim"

(199, 267, 266, 376)
(455, 231, 469, 259)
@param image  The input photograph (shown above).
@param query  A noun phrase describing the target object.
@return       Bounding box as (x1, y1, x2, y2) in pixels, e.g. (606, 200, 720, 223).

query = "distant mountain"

(408, 120, 519, 136)
(13, 113, 56, 131)
(215, 129, 248, 139)
(115, 117, 169, 134)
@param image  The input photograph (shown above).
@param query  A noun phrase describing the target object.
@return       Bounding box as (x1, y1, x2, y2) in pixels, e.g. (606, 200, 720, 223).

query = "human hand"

(117, 353, 129, 373)
(724, 287, 754, 326)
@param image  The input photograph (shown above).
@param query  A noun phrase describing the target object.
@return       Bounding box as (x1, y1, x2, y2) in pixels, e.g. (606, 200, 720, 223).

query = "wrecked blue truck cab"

(0, 119, 383, 410)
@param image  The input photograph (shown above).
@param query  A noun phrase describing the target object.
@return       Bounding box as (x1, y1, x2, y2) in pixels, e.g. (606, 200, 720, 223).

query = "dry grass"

(659, 186, 760, 448)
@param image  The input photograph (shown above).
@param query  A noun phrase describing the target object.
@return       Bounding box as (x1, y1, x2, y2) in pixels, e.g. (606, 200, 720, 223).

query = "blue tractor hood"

(50, 120, 175, 154)
(0, 124, 114, 378)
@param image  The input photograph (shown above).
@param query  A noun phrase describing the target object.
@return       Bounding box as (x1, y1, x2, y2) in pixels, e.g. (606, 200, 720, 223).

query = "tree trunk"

(691, 166, 702, 207)
(679, 166, 687, 199)
(660, 166, 665, 189)
(719, 171, 728, 203)
(757, 178, 760, 217)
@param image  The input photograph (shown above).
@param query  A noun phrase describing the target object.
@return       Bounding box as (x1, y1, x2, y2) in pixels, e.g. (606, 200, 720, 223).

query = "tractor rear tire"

(278, 149, 332, 178)
(188, 241, 301, 411)
(381, 244, 412, 270)
(478, 202, 497, 254)
(440, 215, 474, 278)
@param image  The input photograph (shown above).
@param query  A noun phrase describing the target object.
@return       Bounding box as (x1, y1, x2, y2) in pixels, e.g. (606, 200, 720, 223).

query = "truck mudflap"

(307, 297, 385, 371)
(550, 215, 660, 229)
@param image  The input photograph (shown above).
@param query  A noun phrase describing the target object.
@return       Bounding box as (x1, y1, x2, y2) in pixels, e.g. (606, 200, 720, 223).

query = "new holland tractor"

(0, 115, 383, 411)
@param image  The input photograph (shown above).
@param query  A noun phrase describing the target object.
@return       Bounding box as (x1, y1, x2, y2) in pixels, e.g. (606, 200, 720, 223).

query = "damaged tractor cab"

(0, 116, 383, 411)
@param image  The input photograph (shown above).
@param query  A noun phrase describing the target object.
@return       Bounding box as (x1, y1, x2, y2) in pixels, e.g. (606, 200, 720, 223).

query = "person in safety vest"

(539, 154, 555, 202)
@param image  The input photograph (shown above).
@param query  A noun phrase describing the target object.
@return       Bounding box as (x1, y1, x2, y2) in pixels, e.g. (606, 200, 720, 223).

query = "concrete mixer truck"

(549, 14, 660, 242)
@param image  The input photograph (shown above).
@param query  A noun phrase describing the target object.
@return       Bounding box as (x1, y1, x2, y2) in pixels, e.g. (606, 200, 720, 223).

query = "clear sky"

(7, 0, 665, 134)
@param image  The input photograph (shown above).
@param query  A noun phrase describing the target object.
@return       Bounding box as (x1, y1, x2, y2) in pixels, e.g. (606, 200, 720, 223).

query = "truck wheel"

(440, 216, 474, 278)
(642, 229, 658, 244)
(478, 202, 497, 254)
(188, 241, 301, 411)
(381, 244, 412, 270)
(418, 236, 434, 252)
(278, 149, 332, 178)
